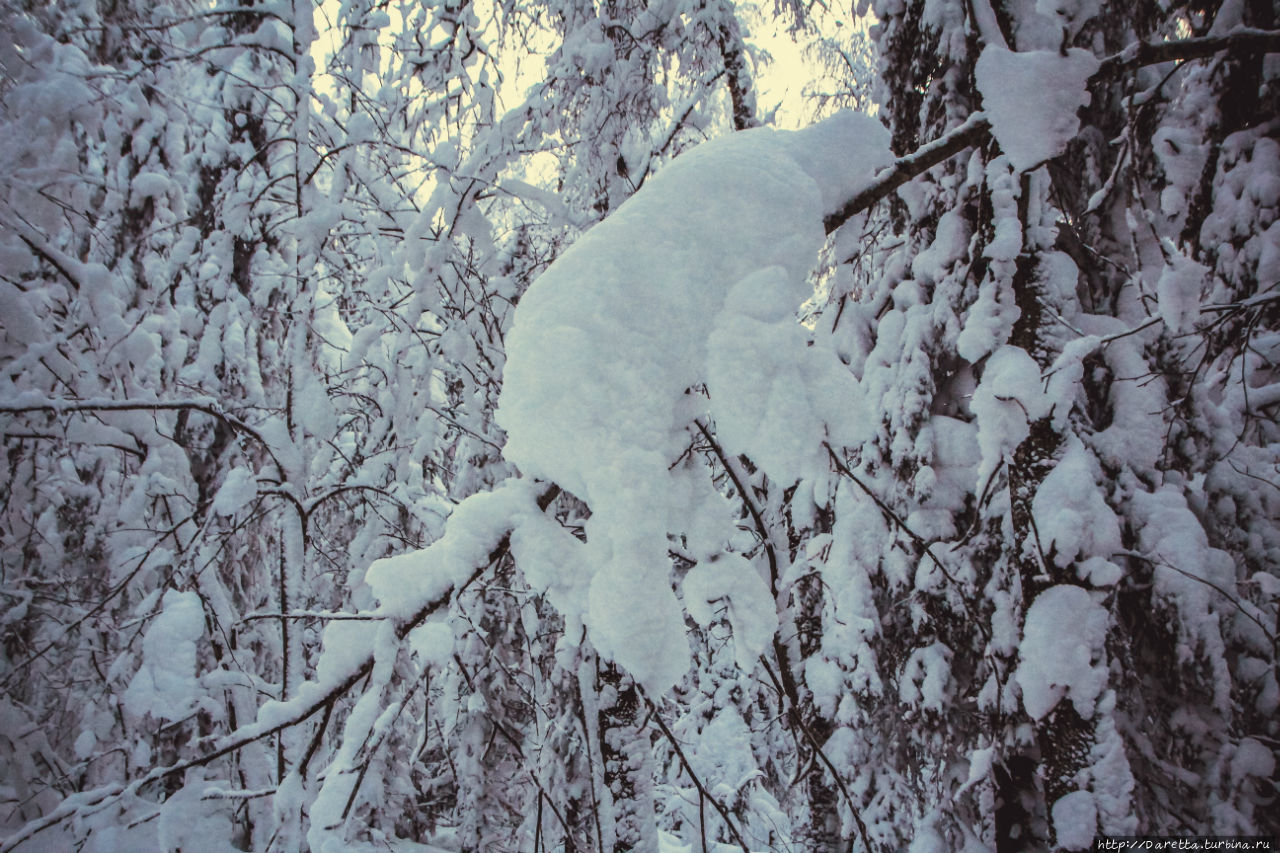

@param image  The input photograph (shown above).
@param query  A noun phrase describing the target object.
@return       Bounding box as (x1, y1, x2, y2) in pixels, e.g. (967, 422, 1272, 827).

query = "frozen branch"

(0, 397, 274, 462)
(1099, 27, 1280, 76)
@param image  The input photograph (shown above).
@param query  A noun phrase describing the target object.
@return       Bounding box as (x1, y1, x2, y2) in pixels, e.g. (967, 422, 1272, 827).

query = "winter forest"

(1, 0, 1278, 849)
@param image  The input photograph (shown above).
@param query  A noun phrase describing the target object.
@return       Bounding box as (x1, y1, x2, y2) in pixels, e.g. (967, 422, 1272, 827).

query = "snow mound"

(497, 112, 891, 693)
(682, 554, 778, 670)
(975, 47, 1100, 173)
(1016, 584, 1108, 720)
(1032, 436, 1121, 569)
(123, 590, 204, 721)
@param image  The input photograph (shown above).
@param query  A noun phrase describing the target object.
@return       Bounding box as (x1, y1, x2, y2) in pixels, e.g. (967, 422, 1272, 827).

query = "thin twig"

(641, 695, 751, 853)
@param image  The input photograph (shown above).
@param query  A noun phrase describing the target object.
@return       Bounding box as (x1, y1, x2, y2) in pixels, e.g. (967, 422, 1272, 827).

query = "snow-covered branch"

(824, 29, 1280, 233)
(823, 113, 992, 234)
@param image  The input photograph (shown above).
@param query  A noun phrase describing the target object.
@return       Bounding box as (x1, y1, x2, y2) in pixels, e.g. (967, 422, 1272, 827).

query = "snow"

(706, 267, 869, 482)
(1230, 737, 1276, 781)
(0, 280, 44, 344)
(73, 729, 96, 759)
(1156, 251, 1206, 332)
(1089, 705, 1139, 834)
(122, 590, 204, 721)
(129, 171, 170, 206)
(911, 209, 970, 285)
(508, 509, 593, 640)
(898, 642, 953, 712)
(971, 345, 1050, 488)
(1129, 485, 1235, 706)
(157, 783, 239, 853)
(681, 554, 779, 670)
(316, 619, 379, 686)
(1015, 584, 1109, 720)
(1051, 790, 1097, 850)
(407, 622, 454, 670)
(1153, 126, 1207, 218)
(1077, 556, 1122, 587)
(1078, 316, 1166, 472)
(496, 112, 891, 693)
(974, 47, 1100, 173)
(211, 466, 257, 516)
(1044, 334, 1101, 426)
(362, 479, 538, 620)
(1031, 436, 1122, 569)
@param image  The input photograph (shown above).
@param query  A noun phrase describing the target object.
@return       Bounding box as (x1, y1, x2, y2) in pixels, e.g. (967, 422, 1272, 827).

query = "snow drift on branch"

(496, 112, 892, 693)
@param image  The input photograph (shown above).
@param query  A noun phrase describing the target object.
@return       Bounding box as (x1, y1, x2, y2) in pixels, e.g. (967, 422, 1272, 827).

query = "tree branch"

(642, 695, 751, 853)
(824, 112, 992, 235)
(0, 481, 560, 853)
(1099, 27, 1280, 77)
(823, 28, 1280, 235)
(0, 397, 277, 467)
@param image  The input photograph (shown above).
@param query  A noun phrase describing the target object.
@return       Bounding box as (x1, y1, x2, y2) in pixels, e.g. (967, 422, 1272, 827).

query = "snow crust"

(1016, 584, 1108, 720)
(496, 112, 891, 693)
(975, 47, 1100, 173)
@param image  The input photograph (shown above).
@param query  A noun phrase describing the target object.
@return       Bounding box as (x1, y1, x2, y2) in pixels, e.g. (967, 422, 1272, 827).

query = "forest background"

(0, 0, 1278, 850)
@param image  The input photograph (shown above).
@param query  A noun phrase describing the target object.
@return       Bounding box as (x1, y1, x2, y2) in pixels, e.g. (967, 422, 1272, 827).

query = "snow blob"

(1015, 584, 1109, 720)
(497, 112, 892, 692)
(975, 47, 1100, 173)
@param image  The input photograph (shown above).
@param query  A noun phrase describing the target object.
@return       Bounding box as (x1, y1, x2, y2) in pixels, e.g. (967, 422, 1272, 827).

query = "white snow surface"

(974, 46, 1100, 173)
(681, 554, 779, 670)
(496, 112, 891, 694)
(1051, 790, 1098, 850)
(1031, 436, 1121, 569)
(123, 589, 204, 721)
(1016, 584, 1109, 720)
